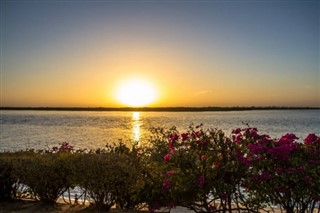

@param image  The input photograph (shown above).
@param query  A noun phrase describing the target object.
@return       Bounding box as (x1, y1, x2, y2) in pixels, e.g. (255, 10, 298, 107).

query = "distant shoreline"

(1, 106, 319, 112)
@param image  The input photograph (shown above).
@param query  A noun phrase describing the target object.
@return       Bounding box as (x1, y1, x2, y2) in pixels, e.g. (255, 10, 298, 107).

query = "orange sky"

(1, 1, 319, 107)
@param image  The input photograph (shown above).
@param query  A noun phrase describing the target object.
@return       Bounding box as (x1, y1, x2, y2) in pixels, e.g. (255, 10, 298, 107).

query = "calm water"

(0, 110, 319, 151)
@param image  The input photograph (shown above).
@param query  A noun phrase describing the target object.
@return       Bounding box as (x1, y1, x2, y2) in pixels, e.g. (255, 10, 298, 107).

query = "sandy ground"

(1, 200, 314, 213)
(0, 200, 90, 213)
(0, 200, 189, 213)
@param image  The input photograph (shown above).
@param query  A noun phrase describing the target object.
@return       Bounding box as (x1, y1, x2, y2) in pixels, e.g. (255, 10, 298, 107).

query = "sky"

(1, 0, 319, 107)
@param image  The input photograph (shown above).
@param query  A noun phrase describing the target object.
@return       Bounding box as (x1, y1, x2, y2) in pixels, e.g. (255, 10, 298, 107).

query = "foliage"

(14, 151, 72, 204)
(71, 142, 148, 210)
(72, 153, 117, 210)
(111, 143, 147, 210)
(0, 153, 19, 201)
(151, 125, 253, 212)
(233, 128, 320, 213)
(140, 128, 175, 212)
(0, 128, 319, 213)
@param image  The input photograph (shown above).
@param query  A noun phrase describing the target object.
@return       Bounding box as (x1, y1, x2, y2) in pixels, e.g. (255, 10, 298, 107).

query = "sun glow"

(116, 79, 157, 107)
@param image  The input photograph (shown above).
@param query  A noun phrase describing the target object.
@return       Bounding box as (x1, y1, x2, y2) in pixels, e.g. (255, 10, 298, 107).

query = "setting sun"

(115, 79, 157, 107)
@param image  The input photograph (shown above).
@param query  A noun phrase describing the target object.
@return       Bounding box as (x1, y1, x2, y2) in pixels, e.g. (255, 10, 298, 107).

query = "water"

(1, 110, 319, 151)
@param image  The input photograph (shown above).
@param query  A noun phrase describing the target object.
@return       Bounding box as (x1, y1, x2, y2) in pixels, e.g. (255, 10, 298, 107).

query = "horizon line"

(1, 106, 319, 112)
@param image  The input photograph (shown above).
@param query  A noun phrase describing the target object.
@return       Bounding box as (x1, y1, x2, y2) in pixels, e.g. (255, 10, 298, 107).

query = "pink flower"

(244, 128, 259, 139)
(163, 180, 171, 190)
(304, 133, 320, 145)
(287, 167, 298, 174)
(168, 134, 179, 152)
(58, 142, 73, 152)
(268, 142, 297, 160)
(164, 154, 171, 162)
(166, 170, 176, 176)
(275, 167, 285, 174)
(169, 133, 179, 143)
(181, 133, 189, 141)
(237, 150, 252, 166)
(209, 204, 216, 212)
(200, 155, 207, 161)
(232, 134, 243, 144)
(214, 161, 221, 168)
(296, 166, 305, 173)
(278, 133, 298, 144)
(196, 139, 204, 145)
(198, 175, 205, 187)
(248, 143, 267, 155)
(192, 131, 202, 138)
(260, 171, 272, 181)
(232, 128, 242, 134)
(168, 145, 175, 153)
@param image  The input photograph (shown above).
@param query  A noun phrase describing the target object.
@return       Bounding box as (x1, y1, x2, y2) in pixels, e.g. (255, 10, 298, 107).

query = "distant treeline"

(0, 106, 319, 112)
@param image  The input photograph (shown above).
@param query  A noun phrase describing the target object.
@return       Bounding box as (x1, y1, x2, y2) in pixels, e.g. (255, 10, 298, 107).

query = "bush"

(72, 149, 143, 210)
(0, 154, 19, 201)
(14, 152, 72, 204)
(112, 144, 147, 210)
(233, 128, 320, 213)
(141, 127, 179, 212)
(0, 128, 319, 213)
(148, 125, 250, 212)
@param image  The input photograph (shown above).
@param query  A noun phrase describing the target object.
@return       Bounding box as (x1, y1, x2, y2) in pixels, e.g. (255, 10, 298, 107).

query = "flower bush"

(151, 125, 253, 212)
(142, 128, 176, 212)
(0, 126, 319, 213)
(233, 128, 320, 213)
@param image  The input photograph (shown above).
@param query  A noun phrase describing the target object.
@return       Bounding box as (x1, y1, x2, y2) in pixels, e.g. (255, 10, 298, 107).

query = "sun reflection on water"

(132, 112, 140, 121)
(132, 112, 141, 143)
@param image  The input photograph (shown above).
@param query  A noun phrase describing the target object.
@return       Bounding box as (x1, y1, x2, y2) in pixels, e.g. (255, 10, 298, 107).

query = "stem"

(227, 193, 232, 213)
(68, 188, 71, 204)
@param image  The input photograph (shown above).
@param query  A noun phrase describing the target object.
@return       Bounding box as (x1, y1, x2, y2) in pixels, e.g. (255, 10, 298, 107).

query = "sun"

(115, 79, 157, 107)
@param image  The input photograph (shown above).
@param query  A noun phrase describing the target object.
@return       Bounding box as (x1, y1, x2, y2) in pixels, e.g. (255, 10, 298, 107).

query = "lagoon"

(1, 110, 319, 151)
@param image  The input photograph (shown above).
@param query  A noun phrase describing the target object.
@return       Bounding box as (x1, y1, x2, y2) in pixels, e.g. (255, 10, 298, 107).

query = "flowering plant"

(153, 125, 249, 212)
(0, 126, 319, 212)
(233, 128, 320, 213)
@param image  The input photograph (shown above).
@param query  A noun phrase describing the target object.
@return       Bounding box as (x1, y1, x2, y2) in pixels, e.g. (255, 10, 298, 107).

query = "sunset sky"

(1, 1, 319, 107)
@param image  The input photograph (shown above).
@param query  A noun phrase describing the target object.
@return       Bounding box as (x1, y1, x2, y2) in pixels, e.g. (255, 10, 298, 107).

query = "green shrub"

(112, 144, 147, 210)
(72, 152, 121, 210)
(0, 154, 19, 201)
(71, 143, 152, 211)
(14, 152, 72, 204)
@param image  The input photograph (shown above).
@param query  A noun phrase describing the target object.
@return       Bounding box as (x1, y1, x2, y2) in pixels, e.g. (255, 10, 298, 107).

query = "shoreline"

(1, 106, 319, 112)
